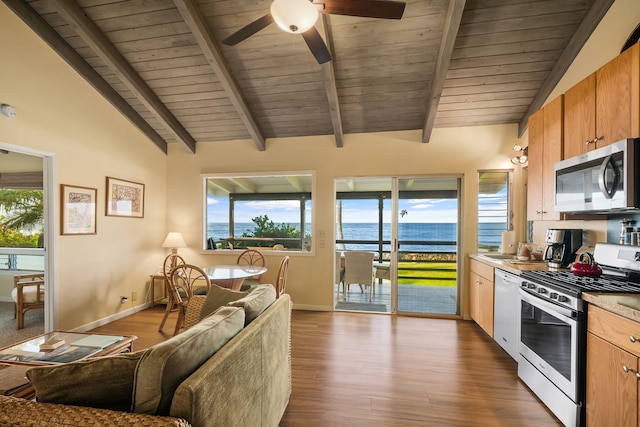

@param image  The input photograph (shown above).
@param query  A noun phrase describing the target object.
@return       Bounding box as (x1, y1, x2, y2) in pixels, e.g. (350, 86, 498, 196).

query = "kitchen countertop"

(582, 292, 640, 323)
(469, 253, 551, 275)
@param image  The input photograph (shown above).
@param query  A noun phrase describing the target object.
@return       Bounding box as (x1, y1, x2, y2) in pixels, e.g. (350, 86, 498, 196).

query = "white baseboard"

(70, 302, 151, 332)
(291, 303, 332, 311)
(0, 297, 13, 303)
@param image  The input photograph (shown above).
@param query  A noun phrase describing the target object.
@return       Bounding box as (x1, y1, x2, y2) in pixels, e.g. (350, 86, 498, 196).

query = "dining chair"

(275, 256, 290, 299)
(236, 249, 266, 291)
(11, 273, 45, 329)
(168, 264, 212, 335)
(158, 253, 186, 332)
(343, 251, 375, 302)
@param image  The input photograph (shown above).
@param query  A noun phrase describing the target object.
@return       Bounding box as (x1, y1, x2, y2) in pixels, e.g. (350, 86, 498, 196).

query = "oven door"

(519, 289, 579, 401)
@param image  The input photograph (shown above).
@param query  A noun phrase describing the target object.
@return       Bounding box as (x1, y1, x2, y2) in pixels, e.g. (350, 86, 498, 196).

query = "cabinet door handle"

(630, 336, 639, 343)
(586, 138, 593, 145)
(594, 136, 603, 143)
(623, 365, 635, 373)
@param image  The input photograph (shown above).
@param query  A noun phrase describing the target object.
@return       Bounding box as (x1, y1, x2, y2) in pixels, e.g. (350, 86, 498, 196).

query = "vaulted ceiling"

(4, 0, 614, 153)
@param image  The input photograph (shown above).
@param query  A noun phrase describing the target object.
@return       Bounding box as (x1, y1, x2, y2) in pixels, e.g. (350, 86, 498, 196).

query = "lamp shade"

(271, 0, 318, 34)
(162, 232, 187, 249)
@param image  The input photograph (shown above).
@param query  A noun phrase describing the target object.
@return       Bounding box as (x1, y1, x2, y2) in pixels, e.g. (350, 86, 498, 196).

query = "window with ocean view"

(203, 173, 313, 251)
(477, 170, 511, 253)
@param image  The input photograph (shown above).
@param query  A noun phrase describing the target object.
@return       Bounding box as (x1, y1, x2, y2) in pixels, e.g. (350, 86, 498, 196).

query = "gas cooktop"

(521, 270, 640, 295)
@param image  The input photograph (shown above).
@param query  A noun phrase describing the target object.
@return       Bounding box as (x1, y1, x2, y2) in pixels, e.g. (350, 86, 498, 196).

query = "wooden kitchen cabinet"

(469, 259, 494, 337)
(564, 42, 639, 158)
(586, 305, 640, 427)
(527, 95, 563, 221)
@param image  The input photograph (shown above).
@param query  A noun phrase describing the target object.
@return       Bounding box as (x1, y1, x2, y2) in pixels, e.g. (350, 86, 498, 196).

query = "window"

(477, 170, 511, 253)
(204, 173, 313, 252)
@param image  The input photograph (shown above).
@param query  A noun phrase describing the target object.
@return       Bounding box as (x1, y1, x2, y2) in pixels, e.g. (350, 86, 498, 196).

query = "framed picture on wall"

(105, 177, 145, 218)
(61, 184, 97, 235)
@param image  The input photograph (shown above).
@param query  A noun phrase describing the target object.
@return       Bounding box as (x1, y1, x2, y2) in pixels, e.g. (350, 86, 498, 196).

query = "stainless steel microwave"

(555, 138, 640, 213)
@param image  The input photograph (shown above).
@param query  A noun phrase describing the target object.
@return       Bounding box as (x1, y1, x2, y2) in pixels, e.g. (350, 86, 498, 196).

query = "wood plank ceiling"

(4, 0, 613, 153)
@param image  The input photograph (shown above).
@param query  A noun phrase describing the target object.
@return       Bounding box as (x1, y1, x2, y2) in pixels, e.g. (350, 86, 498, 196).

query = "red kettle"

(570, 252, 602, 277)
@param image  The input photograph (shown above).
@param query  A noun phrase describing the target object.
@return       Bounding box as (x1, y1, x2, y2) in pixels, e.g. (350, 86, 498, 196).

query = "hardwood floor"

(91, 306, 561, 427)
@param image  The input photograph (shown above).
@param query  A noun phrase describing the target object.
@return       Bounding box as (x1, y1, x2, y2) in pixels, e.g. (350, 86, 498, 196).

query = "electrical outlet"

(131, 291, 137, 302)
(120, 296, 128, 304)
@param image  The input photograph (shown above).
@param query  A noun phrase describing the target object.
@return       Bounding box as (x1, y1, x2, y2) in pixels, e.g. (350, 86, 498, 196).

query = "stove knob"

(550, 292, 558, 299)
(527, 283, 536, 289)
(558, 295, 569, 303)
(537, 288, 547, 294)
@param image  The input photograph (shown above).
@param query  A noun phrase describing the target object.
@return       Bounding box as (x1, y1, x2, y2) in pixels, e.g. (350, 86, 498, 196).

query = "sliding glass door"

(335, 176, 460, 316)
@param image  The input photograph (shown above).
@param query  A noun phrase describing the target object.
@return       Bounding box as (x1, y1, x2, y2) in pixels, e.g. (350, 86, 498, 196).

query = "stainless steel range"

(518, 243, 640, 427)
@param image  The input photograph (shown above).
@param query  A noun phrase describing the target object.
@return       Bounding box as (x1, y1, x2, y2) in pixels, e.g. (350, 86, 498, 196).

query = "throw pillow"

(26, 350, 146, 412)
(198, 285, 248, 321)
(228, 284, 276, 325)
(132, 306, 244, 415)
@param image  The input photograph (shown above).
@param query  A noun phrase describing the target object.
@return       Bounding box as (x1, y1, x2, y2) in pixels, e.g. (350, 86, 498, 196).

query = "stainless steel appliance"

(543, 229, 582, 268)
(555, 138, 640, 213)
(518, 243, 640, 427)
(494, 269, 521, 360)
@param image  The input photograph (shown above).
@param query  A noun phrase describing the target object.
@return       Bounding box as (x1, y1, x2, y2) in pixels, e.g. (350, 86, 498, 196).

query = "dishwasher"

(493, 269, 522, 361)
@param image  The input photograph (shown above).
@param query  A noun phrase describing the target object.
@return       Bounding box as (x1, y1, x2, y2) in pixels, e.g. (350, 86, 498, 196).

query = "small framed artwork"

(61, 184, 97, 235)
(106, 177, 145, 218)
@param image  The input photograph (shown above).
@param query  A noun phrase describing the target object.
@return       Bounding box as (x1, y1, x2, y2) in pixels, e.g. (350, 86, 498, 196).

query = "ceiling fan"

(221, 0, 406, 64)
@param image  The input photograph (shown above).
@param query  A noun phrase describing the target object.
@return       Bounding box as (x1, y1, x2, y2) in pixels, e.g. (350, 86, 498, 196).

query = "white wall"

(0, 3, 169, 330)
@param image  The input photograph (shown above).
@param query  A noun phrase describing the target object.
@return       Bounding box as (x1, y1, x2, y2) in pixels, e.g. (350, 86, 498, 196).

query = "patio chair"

(335, 252, 345, 298)
(11, 273, 45, 329)
(343, 251, 375, 302)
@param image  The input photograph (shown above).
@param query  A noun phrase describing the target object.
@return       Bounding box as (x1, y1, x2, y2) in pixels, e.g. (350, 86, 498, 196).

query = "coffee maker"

(543, 229, 583, 268)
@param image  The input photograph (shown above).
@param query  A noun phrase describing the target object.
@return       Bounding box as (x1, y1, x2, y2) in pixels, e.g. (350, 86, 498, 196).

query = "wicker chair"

(158, 254, 185, 332)
(168, 264, 211, 335)
(11, 273, 45, 330)
(274, 256, 290, 299)
(236, 249, 265, 291)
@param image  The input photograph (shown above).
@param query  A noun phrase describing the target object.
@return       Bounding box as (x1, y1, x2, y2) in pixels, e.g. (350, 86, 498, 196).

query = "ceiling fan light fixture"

(271, 0, 319, 34)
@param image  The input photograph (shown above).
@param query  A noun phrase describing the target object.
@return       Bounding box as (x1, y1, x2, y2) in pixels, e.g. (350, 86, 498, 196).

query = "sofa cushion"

(228, 284, 276, 325)
(132, 306, 244, 415)
(26, 350, 146, 412)
(198, 285, 247, 321)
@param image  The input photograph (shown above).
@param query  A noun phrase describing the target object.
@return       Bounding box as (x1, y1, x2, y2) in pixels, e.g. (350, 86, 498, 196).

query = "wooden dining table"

(202, 265, 268, 291)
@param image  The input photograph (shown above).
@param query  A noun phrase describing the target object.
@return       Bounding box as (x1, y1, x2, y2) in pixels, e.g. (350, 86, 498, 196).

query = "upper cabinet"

(564, 43, 640, 158)
(528, 96, 563, 221)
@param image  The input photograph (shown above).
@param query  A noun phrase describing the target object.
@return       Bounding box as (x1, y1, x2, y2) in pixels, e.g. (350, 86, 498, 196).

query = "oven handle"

(519, 289, 577, 320)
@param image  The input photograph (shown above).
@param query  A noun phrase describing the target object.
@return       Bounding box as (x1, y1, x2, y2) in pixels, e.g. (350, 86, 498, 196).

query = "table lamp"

(162, 232, 187, 255)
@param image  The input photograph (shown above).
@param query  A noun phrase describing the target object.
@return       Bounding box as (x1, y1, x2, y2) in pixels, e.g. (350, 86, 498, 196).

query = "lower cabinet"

(469, 259, 494, 337)
(586, 305, 640, 426)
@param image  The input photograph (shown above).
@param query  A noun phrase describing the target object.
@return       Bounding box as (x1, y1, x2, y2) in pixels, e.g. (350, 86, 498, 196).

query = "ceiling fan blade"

(301, 27, 332, 64)
(222, 14, 275, 46)
(315, 0, 406, 19)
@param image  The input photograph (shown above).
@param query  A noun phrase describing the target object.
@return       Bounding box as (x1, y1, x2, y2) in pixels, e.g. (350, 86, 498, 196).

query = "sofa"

(0, 285, 292, 427)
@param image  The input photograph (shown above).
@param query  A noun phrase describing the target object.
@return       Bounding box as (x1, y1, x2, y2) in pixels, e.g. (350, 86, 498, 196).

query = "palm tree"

(0, 189, 44, 247)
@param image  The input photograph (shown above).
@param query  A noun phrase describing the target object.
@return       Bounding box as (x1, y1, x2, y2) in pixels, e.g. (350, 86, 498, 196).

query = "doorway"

(335, 176, 461, 316)
(0, 142, 55, 346)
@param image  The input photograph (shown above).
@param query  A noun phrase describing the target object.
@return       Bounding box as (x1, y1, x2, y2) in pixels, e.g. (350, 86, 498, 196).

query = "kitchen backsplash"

(607, 213, 640, 244)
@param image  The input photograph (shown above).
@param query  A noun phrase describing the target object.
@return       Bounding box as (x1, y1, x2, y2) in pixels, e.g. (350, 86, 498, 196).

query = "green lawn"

(397, 262, 457, 287)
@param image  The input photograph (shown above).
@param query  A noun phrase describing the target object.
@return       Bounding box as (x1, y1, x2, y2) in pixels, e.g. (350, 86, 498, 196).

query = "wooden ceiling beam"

(422, 0, 466, 143)
(517, 0, 615, 137)
(173, 0, 265, 151)
(51, 0, 196, 153)
(318, 16, 344, 148)
(1, 0, 168, 154)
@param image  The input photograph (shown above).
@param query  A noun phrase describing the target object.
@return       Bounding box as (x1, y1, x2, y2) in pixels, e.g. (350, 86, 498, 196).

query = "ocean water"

(207, 222, 504, 252)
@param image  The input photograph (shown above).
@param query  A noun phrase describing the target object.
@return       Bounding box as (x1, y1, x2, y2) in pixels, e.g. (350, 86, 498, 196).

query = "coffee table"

(0, 331, 136, 399)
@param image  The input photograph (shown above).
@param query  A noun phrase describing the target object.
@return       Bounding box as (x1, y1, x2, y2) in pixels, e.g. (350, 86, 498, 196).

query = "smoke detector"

(0, 104, 17, 119)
